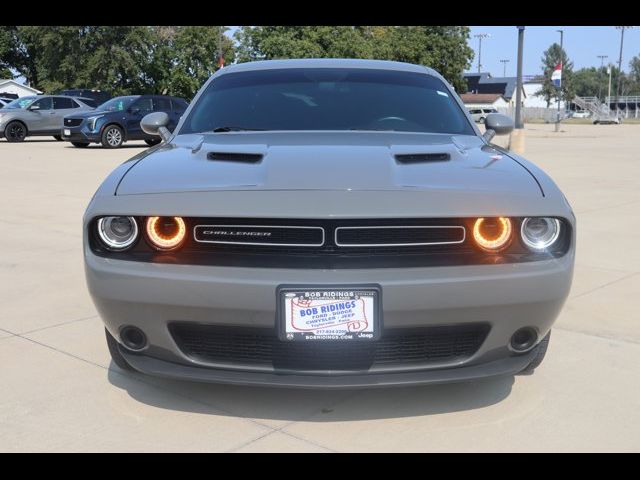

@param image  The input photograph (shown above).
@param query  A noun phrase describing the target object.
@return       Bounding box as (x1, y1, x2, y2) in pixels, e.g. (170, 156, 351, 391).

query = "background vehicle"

(0, 98, 11, 108)
(468, 107, 498, 123)
(61, 94, 188, 148)
(58, 89, 111, 106)
(570, 110, 591, 119)
(0, 95, 95, 142)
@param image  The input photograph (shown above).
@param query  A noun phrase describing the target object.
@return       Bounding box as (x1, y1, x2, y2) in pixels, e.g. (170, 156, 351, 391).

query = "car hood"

(115, 131, 542, 197)
(65, 109, 115, 119)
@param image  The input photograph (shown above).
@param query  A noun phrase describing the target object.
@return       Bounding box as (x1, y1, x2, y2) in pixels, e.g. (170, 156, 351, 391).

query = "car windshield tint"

(4, 96, 37, 109)
(180, 68, 474, 135)
(97, 96, 137, 112)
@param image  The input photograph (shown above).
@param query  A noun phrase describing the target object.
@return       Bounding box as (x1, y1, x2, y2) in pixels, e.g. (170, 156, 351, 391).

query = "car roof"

(218, 58, 438, 77)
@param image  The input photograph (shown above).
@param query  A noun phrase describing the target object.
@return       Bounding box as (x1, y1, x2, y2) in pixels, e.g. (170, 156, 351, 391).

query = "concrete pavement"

(1, 126, 639, 452)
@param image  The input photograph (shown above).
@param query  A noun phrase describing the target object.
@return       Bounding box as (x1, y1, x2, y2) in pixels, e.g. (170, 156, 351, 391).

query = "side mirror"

(483, 113, 514, 142)
(130, 107, 141, 115)
(141, 111, 171, 142)
(28, 104, 40, 111)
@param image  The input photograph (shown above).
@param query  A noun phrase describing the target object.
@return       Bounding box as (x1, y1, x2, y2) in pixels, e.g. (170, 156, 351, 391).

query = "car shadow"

(107, 363, 515, 423)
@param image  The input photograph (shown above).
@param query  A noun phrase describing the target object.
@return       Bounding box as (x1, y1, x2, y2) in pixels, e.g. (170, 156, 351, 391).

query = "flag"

(218, 55, 225, 69)
(551, 63, 562, 88)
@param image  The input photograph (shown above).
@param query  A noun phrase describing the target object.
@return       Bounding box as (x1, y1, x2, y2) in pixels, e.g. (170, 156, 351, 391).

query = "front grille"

(169, 323, 490, 372)
(64, 118, 82, 127)
(194, 225, 324, 246)
(335, 226, 465, 246)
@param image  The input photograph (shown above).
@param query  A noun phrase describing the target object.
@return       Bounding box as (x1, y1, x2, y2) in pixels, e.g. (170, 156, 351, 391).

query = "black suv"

(61, 95, 189, 148)
(58, 89, 111, 106)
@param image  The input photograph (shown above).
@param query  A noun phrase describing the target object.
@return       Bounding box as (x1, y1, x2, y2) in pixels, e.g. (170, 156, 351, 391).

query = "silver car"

(0, 95, 95, 142)
(84, 59, 575, 388)
(469, 107, 499, 123)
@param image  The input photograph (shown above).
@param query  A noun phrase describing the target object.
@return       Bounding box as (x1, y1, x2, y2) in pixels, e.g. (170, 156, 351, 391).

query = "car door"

(52, 97, 79, 130)
(152, 97, 174, 132)
(126, 97, 153, 139)
(26, 97, 54, 132)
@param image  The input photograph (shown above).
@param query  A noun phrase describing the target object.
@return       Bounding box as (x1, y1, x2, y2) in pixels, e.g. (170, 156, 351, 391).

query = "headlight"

(87, 115, 104, 130)
(521, 217, 561, 251)
(473, 217, 512, 251)
(97, 216, 138, 251)
(145, 216, 186, 250)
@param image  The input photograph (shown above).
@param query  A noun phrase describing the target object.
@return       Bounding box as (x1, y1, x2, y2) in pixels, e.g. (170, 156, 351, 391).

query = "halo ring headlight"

(521, 217, 561, 251)
(473, 217, 512, 252)
(97, 216, 138, 251)
(145, 216, 186, 250)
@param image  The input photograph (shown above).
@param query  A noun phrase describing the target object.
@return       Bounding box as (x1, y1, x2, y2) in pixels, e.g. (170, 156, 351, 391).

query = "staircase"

(572, 96, 617, 122)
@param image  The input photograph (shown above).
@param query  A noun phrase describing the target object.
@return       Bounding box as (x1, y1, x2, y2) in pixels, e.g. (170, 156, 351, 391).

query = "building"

(463, 72, 524, 107)
(522, 75, 564, 109)
(459, 93, 509, 110)
(0, 79, 42, 99)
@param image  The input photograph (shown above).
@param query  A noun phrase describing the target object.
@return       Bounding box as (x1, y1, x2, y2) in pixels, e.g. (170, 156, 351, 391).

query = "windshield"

(181, 68, 474, 135)
(4, 96, 38, 109)
(96, 96, 137, 112)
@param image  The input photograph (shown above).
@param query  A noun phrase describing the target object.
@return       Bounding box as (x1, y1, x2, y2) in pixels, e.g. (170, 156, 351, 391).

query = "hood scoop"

(395, 153, 451, 164)
(207, 152, 264, 163)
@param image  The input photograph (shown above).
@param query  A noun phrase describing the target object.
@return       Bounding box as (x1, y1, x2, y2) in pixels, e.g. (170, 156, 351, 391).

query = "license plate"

(63, 129, 71, 136)
(278, 285, 381, 341)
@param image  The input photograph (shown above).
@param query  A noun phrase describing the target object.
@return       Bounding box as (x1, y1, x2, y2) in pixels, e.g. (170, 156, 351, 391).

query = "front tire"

(101, 125, 124, 148)
(105, 328, 134, 371)
(518, 331, 550, 375)
(4, 121, 27, 142)
(71, 142, 89, 148)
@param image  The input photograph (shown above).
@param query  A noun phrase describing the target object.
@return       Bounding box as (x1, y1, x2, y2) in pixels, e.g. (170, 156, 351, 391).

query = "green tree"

(536, 42, 575, 107)
(629, 55, 640, 92)
(235, 26, 474, 91)
(151, 26, 235, 100)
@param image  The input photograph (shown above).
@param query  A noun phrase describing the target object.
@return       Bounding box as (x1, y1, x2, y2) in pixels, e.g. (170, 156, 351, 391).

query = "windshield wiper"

(211, 126, 266, 133)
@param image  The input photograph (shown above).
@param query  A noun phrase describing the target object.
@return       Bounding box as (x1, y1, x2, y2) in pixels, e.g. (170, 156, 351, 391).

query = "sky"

(468, 26, 639, 77)
(228, 26, 639, 78)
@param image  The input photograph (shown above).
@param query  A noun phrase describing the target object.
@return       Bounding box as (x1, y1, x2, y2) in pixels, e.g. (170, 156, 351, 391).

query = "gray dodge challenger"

(84, 59, 575, 388)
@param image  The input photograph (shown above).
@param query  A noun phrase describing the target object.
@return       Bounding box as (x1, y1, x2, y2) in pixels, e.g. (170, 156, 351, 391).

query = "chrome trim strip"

(193, 224, 325, 247)
(334, 225, 466, 247)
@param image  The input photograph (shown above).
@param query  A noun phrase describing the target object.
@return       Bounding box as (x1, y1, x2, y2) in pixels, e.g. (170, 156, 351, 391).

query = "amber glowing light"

(145, 216, 186, 250)
(473, 217, 512, 251)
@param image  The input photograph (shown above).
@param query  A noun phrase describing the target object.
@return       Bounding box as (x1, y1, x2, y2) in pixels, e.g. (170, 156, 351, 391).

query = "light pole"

(597, 55, 608, 101)
(474, 33, 490, 73)
(555, 29, 564, 133)
(500, 59, 510, 77)
(514, 27, 525, 130)
(608, 63, 613, 111)
(614, 27, 633, 119)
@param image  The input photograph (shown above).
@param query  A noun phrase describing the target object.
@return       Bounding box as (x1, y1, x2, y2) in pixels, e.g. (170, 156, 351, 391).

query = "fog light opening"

(120, 326, 147, 351)
(510, 327, 538, 353)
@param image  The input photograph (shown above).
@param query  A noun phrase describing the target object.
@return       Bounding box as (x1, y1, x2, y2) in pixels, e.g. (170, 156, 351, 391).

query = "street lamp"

(555, 29, 564, 133)
(597, 55, 608, 101)
(614, 26, 634, 119)
(514, 27, 525, 130)
(474, 33, 490, 73)
(500, 59, 510, 77)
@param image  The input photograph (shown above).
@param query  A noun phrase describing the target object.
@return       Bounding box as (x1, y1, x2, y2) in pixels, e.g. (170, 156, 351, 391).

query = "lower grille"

(169, 323, 490, 372)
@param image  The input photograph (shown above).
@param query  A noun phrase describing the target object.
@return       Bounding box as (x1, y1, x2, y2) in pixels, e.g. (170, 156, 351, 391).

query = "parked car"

(468, 107, 499, 123)
(569, 110, 591, 119)
(61, 95, 188, 148)
(58, 88, 111, 106)
(0, 95, 95, 142)
(85, 59, 575, 388)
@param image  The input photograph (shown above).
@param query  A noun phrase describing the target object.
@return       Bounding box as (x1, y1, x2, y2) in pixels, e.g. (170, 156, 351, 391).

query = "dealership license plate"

(63, 129, 71, 136)
(278, 286, 381, 341)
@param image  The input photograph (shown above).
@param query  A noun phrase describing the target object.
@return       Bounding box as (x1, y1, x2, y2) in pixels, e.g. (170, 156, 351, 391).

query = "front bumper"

(86, 248, 574, 387)
(61, 125, 100, 143)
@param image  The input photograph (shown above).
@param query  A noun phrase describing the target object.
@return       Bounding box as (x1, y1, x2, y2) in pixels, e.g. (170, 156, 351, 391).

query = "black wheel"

(71, 142, 89, 148)
(105, 328, 134, 371)
(4, 121, 27, 142)
(144, 138, 161, 147)
(53, 135, 63, 141)
(518, 331, 551, 375)
(101, 124, 124, 148)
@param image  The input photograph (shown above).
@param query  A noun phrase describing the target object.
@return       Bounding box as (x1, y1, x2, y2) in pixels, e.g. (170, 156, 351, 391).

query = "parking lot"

(1, 125, 639, 452)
